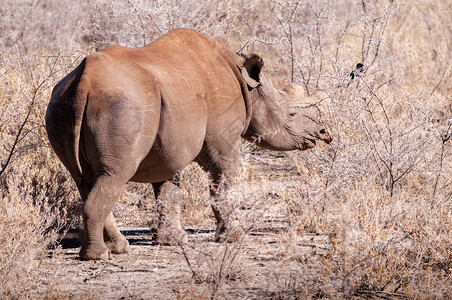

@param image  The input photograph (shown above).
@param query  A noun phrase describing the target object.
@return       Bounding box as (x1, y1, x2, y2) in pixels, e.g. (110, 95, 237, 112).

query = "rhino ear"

(241, 54, 264, 89)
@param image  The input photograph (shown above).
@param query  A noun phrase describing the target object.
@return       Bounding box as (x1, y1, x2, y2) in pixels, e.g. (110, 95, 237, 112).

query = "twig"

(356, 289, 407, 299)
(370, 1, 394, 67)
(126, 0, 148, 46)
(430, 66, 448, 96)
(0, 56, 59, 178)
(275, 2, 299, 83)
(433, 122, 452, 197)
(236, 37, 277, 54)
(0, 89, 37, 178)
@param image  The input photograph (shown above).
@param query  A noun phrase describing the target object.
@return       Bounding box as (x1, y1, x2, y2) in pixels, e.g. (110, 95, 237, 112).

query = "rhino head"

(240, 54, 332, 151)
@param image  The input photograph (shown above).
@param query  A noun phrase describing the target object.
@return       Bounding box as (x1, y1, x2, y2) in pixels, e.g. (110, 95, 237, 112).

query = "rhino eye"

(288, 112, 297, 117)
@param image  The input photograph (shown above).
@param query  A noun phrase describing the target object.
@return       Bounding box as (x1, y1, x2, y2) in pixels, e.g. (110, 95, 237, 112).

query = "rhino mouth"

(305, 138, 316, 148)
(318, 130, 333, 144)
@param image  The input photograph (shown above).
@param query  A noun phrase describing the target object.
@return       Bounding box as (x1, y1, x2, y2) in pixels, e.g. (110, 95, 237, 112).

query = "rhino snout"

(318, 128, 332, 144)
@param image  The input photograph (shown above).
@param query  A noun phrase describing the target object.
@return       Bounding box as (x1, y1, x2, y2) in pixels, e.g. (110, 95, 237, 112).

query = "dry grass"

(1, 0, 451, 298)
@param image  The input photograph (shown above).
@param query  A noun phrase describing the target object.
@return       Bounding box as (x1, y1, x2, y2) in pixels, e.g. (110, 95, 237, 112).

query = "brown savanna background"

(1, 0, 451, 298)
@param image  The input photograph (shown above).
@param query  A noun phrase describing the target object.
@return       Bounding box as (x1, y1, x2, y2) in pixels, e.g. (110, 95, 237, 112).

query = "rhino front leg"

(196, 148, 245, 243)
(208, 178, 245, 243)
(152, 178, 187, 245)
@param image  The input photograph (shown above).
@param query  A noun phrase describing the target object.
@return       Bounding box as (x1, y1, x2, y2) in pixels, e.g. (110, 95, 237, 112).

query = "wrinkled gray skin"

(45, 29, 332, 260)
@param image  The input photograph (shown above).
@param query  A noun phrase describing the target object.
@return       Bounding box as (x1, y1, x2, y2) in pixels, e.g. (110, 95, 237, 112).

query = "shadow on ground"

(54, 227, 216, 249)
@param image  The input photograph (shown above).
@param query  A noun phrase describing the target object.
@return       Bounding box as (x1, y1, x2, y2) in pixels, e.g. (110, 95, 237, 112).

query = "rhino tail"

(46, 58, 88, 187)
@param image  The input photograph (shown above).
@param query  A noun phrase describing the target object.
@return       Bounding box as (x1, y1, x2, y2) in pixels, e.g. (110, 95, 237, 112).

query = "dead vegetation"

(1, 0, 451, 298)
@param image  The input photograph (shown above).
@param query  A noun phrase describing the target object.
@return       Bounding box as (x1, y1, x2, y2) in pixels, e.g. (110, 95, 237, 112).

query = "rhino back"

(78, 29, 247, 183)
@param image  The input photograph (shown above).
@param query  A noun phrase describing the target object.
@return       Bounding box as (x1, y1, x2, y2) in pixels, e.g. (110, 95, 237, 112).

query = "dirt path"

(30, 224, 329, 299)
(29, 160, 329, 299)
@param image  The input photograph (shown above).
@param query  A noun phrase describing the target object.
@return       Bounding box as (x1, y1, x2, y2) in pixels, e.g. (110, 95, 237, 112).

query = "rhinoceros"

(46, 28, 332, 260)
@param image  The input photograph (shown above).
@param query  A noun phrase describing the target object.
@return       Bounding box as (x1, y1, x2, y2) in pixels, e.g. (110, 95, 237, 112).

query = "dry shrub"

(1, 0, 451, 298)
(179, 163, 212, 227)
(267, 2, 452, 292)
(174, 149, 279, 299)
(227, 0, 450, 297)
(0, 168, 76, 297)
(176, 240, 249, 299)
(317, 190, 452, 298)
(272, 186, 452, 298)
(0, 53, 80, 297)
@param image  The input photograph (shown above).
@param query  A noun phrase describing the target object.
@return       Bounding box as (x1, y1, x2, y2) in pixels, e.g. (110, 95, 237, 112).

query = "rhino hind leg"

(79, 175, 128, 260)
(104, 212, 130, 254)
(152, 178, 187, 245)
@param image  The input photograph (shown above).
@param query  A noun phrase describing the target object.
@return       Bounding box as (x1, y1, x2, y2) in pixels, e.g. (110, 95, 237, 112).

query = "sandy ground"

(29, 157, 330, 299)
(30, 222, 329, 299)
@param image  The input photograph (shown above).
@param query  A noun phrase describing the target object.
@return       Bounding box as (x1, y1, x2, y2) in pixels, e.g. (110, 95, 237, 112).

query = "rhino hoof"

(105, 237, 130, 254)
(80, 245, 111, 260)
(214, 225, 245, 243)
(155, 228, 188, 246)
